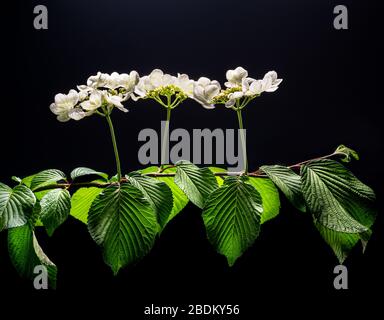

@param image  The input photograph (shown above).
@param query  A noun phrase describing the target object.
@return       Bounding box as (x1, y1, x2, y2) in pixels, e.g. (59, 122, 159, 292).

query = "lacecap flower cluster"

(50, 67, 282, 122)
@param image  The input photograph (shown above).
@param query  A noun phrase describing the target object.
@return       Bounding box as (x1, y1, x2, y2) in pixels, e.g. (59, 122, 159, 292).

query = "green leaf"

(247, 178, 280, 224)
(336, 145, 359, 162)
(209, 167, 227, 187)
(21, 174, 37, 188)
(175, 160, 218, 209)
(261, 165, 306, 212)
(314, 220, 370, 264)
(12, 176, 22, 183)
(126, 172, 173, 229)
(70, 167, 108, 181)
(202, 176, 263, 266)
(70, 187, 103, 224)
(0, 183, 36, 231)
(88, 184, 159, 274)
(141, 167, 189, 225)
(30, 169, 66, 191)
(8, 224, 57, 289)
(40, 189, 71, 236)
(301, 159, 376, 233)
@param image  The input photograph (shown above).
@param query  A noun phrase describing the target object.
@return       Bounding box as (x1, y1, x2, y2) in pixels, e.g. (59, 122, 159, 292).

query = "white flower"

(80, 90, 102, 111)
(133, 69, 171, 99)
(84, 71, 139, 99)
(225, 66, 248, 88)
(224, 70, 283, 108)
(103, 92, 128, 112)
(242, 71, 282, 96)
(225, 91, 245, 108)
(261, 71, 282, 92)
(193, 77, 221, 109)
(174, 73, 194, 97)
(50, 89, 86, 122)
(241, 77, 263, 96)
(133, 69, 194, 101)
(104, 71, 139, 91)
(87, 72, 110, 88)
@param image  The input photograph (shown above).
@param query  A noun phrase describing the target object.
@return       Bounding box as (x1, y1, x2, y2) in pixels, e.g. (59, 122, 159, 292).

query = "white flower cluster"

(50, 67, 282, 121)
(50, 71, 139, 122)
(223, 67, 282, 108)
(133, 69, 194, 100)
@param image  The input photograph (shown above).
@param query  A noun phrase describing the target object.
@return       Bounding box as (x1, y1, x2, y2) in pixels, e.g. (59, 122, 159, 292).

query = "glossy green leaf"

(261, 165, 306, 212)
(70, 187, 103, 224)
(247, 177, 280, 223)
(70, 167, 108, 181)
(0, 183, 36, 231)
(202, 176, 263, 266)
(8, 224, 57, 289)
(175, 160, 218, 209)
(127, 172, 173, 229)
(40, 189, 71, 236)
(314, 220, 370, 263)
(209, 167, 227, 187)
(21, 174, 36, 188)
(30, 169, 66, 191)
(335, 145, 359, 162)
(88, 184, 159, 274)
(301, 159, 376, 233)
(141, 166, 189, 225)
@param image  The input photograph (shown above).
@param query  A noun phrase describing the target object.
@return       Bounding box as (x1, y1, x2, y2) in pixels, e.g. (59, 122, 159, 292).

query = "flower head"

(50, 71, 139, 121)
(85, 71, 139, 93)
(133, 69, 194, 108)
(213, 67, 283, 109)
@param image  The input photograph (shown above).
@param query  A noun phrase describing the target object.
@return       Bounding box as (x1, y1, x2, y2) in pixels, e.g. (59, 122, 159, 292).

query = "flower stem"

(160, 106, 172, 169)
(236, 108, 248, 174)
(105, 112, 122, 181)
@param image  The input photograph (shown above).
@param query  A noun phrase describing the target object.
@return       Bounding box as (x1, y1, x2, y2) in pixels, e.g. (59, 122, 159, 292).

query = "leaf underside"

(8, 224, 57, 289)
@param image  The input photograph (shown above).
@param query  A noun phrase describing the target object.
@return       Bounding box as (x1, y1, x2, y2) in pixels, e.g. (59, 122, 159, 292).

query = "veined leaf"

(314, 220, 370, 264)
(141, 167, 189, 225)
(202, 176, 263, 266)
(335, 145, 359, 162)
(247, 177, 280, 224)
(175, 160, 218, 209)
(40, 189, 71, 236)
(30, 169, 66, 191)
(301, 159, 376, 233)
(88, 184, 159, 274)
(70, 167, 108, 181)
(0, 183, 36, 231)
(8, 224, 57, 289)
(261, 165, 306, 212)
(70, 187, 103, 224)
(21, 174, 36, 188)
(209, 167, 227, 187)
(126, 172, 173, 229)
(12, 176, 22, 183)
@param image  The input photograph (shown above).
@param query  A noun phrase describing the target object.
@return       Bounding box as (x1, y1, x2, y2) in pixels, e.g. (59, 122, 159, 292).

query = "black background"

(1, 0, 382, 317)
